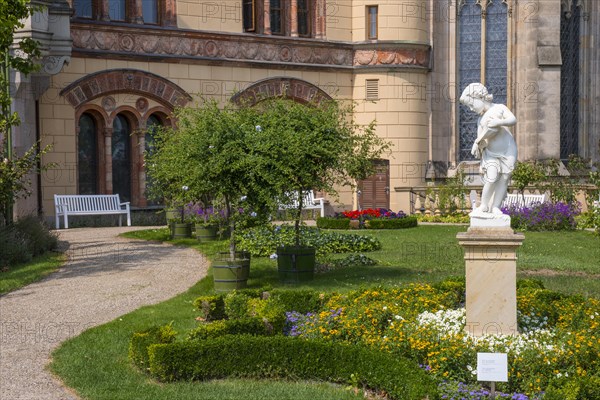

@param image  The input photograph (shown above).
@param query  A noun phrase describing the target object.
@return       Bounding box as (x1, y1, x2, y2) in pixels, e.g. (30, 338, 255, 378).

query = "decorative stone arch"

(60, 69, 192, 110)
(230, 77, 332, 106)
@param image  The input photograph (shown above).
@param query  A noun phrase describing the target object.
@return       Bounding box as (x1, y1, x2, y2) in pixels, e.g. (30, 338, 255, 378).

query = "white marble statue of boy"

(460, 83, 517, 217)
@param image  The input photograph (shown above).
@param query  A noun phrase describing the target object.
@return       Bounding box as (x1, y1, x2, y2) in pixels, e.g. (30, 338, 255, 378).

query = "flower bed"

(502, 202, 580, 231)
(285, 280, 600, 398)
(317, 208, 417, 229)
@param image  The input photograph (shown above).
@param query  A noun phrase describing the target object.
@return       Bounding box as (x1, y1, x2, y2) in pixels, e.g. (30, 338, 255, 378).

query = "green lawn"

(0, 252, 65, 295)
(50, 225, 600, 399)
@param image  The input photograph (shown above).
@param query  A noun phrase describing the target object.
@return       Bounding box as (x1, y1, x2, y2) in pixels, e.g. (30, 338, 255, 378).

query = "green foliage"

(316, 217, 351, 229)
(544, 374, 600, 400)
(1, 1, 45, 225)
(224, 291, 251, 319)
(316, 254, 378, 273)
(366, 216, 418, 229)
(193, 295, 226, 321)
(432, 167, 472, 213)
(0, 216, 57, 267)
(251, 98, 390, 246)
(237, 225, 381, 256)
(147, 335, 439, 400)
(0, 144, 54, 226)
(187, 318, 274, 341)
(511, 161, 546, 199)
(269, 289, 330, 314)
(128, 323, 177, 371)
(416, 213, 470, 223)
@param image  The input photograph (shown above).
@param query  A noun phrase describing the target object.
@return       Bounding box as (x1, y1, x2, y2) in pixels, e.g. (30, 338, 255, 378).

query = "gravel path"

(0, 227, 209, 400)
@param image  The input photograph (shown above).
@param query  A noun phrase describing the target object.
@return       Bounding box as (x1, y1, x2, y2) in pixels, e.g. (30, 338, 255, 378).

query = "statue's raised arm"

(460, 83, 517, 220)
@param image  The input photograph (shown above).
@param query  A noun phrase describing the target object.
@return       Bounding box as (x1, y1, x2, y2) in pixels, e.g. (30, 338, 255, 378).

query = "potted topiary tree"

(145, 99, 271, 291)
(252, 98, 390, 283)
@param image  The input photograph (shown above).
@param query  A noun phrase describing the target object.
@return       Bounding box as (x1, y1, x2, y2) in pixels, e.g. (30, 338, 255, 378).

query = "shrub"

(316, 254, 378, 273)
(147, 335, 439, 400)
(0, 216, 58, 267)
(544, 375, 600, 400)
(129, 323, 177, 371)
(224, 291, 251, 319)
(187, 318, 274, 340)
(502, 202, 580, 231)
(236, 225, 381, 256)
(365, 216, 418, 229)
(315, 217, 350, 229)
(193, 295, 226, 321)
(269, 289, 330, 314)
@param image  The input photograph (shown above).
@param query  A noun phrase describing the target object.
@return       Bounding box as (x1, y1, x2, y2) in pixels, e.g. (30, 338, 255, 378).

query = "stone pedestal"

(457, 227, 524, 337)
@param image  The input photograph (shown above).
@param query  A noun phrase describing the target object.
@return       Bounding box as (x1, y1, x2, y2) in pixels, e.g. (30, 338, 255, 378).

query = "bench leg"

(127, 213, 131, 226)
(55, 214, 60, 230)
(64, 215, 69, 229)
(118, 215, 122, 227)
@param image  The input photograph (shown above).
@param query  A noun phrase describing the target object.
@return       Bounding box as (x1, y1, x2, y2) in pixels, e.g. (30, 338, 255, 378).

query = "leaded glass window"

(112, 114, 132, 202)
(486, 0, 508, 106)
(108, 0, 126, 21)
(142, 0, 158, 24)
(560, 2, 581, 159)
(73, 0, 93, 18)
(78, 113, 98, 194)
(270, 0, 283, 34)
(298, 0, 310, 37)
(458, 0, 508, 161)
(458, 0, 482, 161)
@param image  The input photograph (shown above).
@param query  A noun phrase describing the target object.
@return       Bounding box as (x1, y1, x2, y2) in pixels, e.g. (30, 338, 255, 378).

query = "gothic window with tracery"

(560, 0, 582, 159)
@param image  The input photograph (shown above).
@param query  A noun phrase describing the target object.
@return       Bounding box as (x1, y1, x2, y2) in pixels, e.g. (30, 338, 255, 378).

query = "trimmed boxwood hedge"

(315, 217, 351, 229)
(316, 216, 418, 229)
(188, 317, 275, 340)
(129, 324, 177, 371)
(147, 335, 439, 400)
(366, 216, 418, 229)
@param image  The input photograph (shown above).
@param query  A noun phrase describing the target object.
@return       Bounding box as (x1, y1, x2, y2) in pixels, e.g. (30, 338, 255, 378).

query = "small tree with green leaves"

(511, 160, 546, 204)
(1, 1, 44, 226)
(145, 100, 272, 257)
(252, 97, 390, 247)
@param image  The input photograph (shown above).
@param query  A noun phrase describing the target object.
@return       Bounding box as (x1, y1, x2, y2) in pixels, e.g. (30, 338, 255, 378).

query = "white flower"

(394, 315, 403, 320)
(240, 195, 247, 201)
(255, 125, 262, 131)
(269, 253, 278, 259)
(382, 306, 387, 311)
(182, 185, 189, 191)
(250, 211, 257, 217)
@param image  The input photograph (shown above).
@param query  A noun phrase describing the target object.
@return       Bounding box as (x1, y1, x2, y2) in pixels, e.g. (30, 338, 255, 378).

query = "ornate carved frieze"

(231, 77, 332, 106)
(70, 23, 431, 71)
(60, 69, 193, 109)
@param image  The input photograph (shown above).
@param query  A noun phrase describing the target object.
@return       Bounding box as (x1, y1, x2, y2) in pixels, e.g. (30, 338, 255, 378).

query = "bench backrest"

(502, 193, 546, 208)
(280, 190, 316, 208)
(55, 194, 122, 212)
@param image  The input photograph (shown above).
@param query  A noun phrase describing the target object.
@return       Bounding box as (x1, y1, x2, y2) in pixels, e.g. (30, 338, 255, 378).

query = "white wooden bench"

(278, 190, 327, 218)
(54, 194, 131, 229)
(501, 193, 546, 208)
